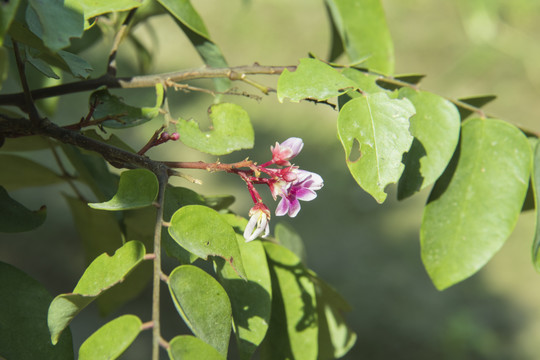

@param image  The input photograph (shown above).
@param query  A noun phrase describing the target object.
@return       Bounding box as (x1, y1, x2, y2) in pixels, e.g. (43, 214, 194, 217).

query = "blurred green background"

(2, 0, 540, 358)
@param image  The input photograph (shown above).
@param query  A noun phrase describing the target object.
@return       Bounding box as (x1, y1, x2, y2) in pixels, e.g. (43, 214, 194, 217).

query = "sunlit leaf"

(168, 335, 225, 360)
(261, 242, 318, 360)
(169, 205, 246, 278)
(0, 186, 46, 233)
(0, 262, 74, 360)
(325, 0, 394, 74)
(0, 154, 63, 190)
(89, 169, 158, 211)
(27, 0, 84, 52)
(421, 118, 531, 290)
(215, 213, 272, 360)
(178, 103, 254, 155)
(314, 276, 356, 359)
(530, 139, 540, 270)
(78, 315, 141, 360)
(337, 92, 415, 203)
(277, 58, 357, 103)
(397, 88, 461, 199)
(275, 222, 307, 264)
(162, 186, 204, 264)
(80, 0, 143, 20)
(168, 265, 232, 357)
(48, 241, 146, 344)
(341, 67, 387, 94)
(90, 85, 163, 128)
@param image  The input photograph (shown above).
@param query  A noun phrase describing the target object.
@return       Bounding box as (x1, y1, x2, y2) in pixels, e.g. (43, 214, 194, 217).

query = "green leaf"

(157, 0, 209, 38)
(277, 58, 357, 103)
(0, 0, 20, 46)
(168, 265, 232, 357)
(262, 242, 318, 360)
(95, 207, 153, 316)
(27, 0, 84, 52)
(337, 92, 415, 203)
(178, 103, 254, 156)
(215, 213, 272, 360)
(0, 186, 46, 233)
(65, 194, 123, 265)
(0, 261, 74, 360)
(89, 169, 158, 211)
(325, 0, 394, 74)
(204, 194, 235, 210)
(341, 67, 388, 94)
(457, 95, 497, 120)
(421, 118, 531, 290)
(57, 50, 93, 78)
(168, 335, 225, 360)
(90, 86, 163, 129)
(314, 277, 356, 359)
(163, 186, 205, 264)
(168, 205, 246, 278)
(275, 222, 307, 264)
(0, 154, 63, 190)
(159, 0, 230, 92)
(61, 143, 118, 201)
(397, 88, 461, 199)
(80, 0, 143, 20)
(48, 241, 146, 344)
(78, 315, 141, 360)
(530, 140, 540, 270)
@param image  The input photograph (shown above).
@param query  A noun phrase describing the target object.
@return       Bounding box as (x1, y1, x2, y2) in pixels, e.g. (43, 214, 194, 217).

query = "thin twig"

(107, 8, 138, 76)
(12, 41, 41, 123)
(0, 65, 296, 108)
(151, 167, 168, 360)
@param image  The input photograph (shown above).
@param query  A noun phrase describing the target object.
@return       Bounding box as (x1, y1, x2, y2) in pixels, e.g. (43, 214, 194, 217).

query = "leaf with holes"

(337, 92, 415, 203)
(421, 118, 531, 290)
(89, 169, 158, 211)
(48, 241, 146, 344)
(177, 103, 254, 156)
(277, 58, 357, 103)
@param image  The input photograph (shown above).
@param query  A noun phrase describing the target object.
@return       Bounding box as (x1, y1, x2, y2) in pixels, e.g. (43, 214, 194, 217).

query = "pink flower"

(275, 170, 323, 217)
(271, 137, 304, 166)
(243, 203, 271, 242)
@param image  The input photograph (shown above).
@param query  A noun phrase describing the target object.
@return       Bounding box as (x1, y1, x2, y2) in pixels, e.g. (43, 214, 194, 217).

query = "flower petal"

(288, 199, 301, 217)
(275, 198, 290, 216)
(295, 188, 317, 201)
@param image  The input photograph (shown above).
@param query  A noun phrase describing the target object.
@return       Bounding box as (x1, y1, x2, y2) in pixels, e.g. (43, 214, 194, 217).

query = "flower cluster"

(243, 137, 324, 242)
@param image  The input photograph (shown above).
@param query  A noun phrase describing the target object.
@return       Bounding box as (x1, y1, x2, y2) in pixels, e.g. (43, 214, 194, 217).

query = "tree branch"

(0, 64, 296, 108)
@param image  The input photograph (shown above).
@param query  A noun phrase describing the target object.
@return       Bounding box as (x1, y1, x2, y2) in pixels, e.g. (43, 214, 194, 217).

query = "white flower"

(243, 205, 271, 242)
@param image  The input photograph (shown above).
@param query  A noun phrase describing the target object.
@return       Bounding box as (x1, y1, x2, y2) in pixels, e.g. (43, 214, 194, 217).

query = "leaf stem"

(12, 41, 40, 124)
(107, 8, 138, 76)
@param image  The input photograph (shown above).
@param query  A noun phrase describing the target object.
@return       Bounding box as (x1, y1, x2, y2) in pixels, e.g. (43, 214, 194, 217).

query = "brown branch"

(12, 41, 41, 123)
(107, 8, 138, 76)
(0, 65, 296, 108)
